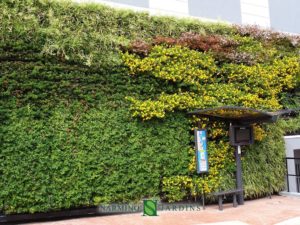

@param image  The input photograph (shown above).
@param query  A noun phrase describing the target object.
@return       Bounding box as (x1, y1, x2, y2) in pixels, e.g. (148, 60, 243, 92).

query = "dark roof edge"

(188, 106, 273, 117)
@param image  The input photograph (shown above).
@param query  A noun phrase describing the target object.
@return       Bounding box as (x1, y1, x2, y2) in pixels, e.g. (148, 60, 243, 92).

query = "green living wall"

(0, 0, 299, 214)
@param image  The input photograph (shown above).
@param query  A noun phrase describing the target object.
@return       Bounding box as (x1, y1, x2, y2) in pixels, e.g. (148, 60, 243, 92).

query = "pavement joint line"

(195, 221, 250, 225)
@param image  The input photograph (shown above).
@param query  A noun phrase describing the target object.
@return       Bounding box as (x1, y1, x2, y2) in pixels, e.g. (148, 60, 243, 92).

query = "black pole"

(201, 173, 205, 210)
(285, 158, 290, 192)
(235, 145, 244, 205)
(197, 121, 206, 210)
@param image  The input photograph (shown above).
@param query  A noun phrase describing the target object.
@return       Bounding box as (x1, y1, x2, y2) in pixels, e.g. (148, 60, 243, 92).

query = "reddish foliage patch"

(177, 32, 238, 53)
(234, 25, 300, 47)
(122, 32, 267, 65)
(152, 32, 238, 53)
(120, 39, 152, 56)
(153, 36, 177, 46)
(123, 32, 239, 56)
(122, 32, 261, 65)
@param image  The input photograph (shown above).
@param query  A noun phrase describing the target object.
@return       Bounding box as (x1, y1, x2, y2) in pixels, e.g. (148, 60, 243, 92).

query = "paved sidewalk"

(27, 195, 300, 225)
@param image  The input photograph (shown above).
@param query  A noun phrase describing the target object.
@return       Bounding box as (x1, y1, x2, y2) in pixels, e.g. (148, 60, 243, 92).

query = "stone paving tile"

(26, 195, 300, 225)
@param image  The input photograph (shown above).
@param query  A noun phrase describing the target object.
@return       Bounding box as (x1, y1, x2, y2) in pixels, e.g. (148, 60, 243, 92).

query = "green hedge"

(0, 58, 192, 213)
(0, 0, 299, 214)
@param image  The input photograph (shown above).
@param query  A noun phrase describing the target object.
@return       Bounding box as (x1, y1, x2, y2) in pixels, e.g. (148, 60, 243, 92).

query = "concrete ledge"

(279, 191, 300, 197)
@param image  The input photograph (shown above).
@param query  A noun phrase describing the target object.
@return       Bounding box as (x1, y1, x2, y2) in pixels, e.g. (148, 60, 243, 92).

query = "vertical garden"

(0, 0, 299, 214)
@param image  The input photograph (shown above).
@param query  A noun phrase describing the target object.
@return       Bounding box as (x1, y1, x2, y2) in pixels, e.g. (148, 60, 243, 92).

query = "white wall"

(240, 0, 270, 28)
(188, 0, 241, 24)
(284, 135, 300, 193)
(149, 0, 189, 17)
(269, 0, 300, 34)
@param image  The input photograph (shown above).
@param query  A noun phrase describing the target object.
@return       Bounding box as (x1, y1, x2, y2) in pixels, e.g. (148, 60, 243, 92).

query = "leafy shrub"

(0, 0, 299, 214)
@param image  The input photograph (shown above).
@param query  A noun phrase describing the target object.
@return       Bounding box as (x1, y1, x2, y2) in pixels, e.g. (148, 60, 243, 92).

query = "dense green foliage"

(0, 0, 299, 214)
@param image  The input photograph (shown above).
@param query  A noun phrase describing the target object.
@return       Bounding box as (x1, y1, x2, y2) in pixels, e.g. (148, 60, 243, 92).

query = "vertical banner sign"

(195, 129, 209, 173)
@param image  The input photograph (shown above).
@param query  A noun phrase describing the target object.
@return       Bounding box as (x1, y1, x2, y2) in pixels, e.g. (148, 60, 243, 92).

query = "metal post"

(218, 196, 223, 211)
(235, 145, 244, 205)
(267, 158, 272, 199)
(233, 194, 238, 207)
(197, 121, 206, 210)
(285, 158, 290, 192)
(201, 173, 205, 210)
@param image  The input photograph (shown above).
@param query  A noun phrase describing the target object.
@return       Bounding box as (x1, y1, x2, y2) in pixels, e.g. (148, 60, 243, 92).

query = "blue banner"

(195, 129, 209, 173)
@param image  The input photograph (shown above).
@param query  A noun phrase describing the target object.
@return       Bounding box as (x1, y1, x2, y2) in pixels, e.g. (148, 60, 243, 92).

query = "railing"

(285, 157, 300, 192)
